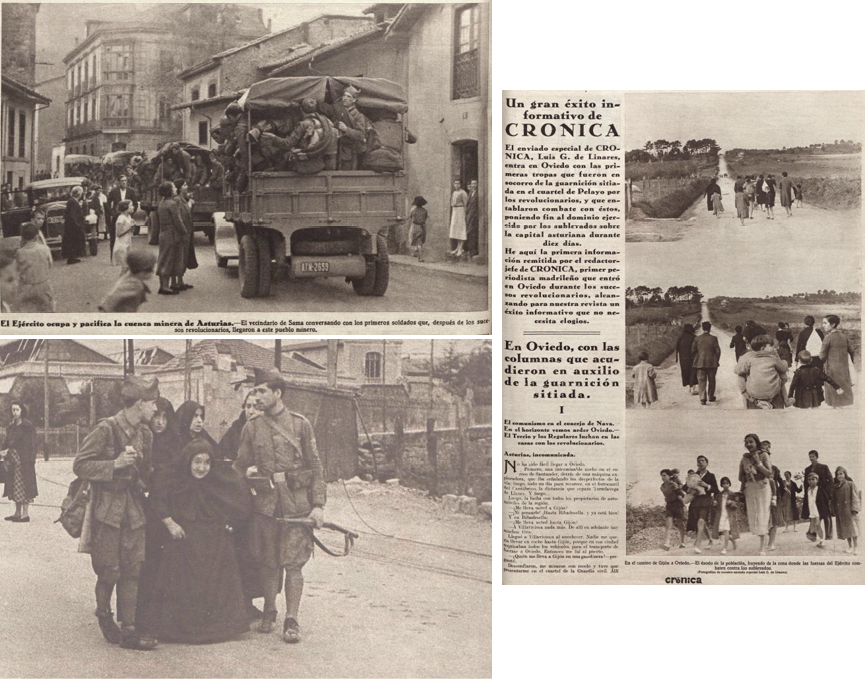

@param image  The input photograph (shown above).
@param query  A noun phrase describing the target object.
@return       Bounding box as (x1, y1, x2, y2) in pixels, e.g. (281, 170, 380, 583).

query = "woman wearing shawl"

(832, 466, 860, 554)
(819, 314, 856, 407)
(217, 390, 260, 463)
(704, 178, 721, 212)
(141, 439, 253, 643)
(176, 400, 219, 450)
(1, 400, 39, 522)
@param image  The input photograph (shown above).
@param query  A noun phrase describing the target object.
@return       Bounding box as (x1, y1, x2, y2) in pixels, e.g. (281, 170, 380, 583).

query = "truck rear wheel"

(352, 259, 377, 296)
(256, 234, 272, 297)
(238, 234, 259, 298)
(371, 235, 389, 296)
(205, 224, 216, 245)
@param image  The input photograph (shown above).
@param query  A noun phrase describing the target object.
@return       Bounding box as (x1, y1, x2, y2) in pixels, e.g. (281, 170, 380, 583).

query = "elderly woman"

(1, 400, 39, 522)
(735, 335, 790, 408)
(151, 181, 186, 296)
(819, 314, 856, 407)
(176, 400, 219, 450)
(62, 185, 87, 265)
(738, 433, 774, 555)
(675, 324, 698, 394)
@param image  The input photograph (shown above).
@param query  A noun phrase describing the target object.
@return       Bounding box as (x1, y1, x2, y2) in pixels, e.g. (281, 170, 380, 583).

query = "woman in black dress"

(755, 174, 766, 212)
(61, 186, 87, 264)
(704, 178, 721, 212)
(176, 400, 219, 450)
(675, 324, 698, 394)
(776, 322, 794, 367)
(764, 174, 776, 219)
(1, 400, 38, 522)
(141, 439, 253, 643)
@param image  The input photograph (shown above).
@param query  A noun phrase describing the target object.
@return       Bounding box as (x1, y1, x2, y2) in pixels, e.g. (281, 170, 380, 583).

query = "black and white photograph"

(0, 336, 492, 676)
(626, 412, 863, 558)
(1, 2, 489, 317)
(623, 91, 863, 411)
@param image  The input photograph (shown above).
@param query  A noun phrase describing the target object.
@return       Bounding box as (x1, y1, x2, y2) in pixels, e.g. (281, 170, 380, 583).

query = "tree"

(435, 341, 492, 404)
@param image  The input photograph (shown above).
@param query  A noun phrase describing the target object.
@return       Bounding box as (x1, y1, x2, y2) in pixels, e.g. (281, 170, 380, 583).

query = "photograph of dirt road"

(626, 411, 863, 557)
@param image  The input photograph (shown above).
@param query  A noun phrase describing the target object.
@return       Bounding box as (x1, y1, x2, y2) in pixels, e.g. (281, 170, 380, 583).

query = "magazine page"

(502, 89, 865, 585)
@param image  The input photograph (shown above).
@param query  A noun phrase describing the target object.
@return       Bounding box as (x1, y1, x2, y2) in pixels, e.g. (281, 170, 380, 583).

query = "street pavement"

(0, 460, 492, 678)
(45, 234, 489, 315)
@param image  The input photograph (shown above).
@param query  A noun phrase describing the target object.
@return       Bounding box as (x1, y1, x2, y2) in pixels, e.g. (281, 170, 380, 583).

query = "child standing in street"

(802, 472, 831, 548)
(832, 466, 860, 554)
(408, 196, 428, 261)
(113, 200, 135, 274)
(713, 477, 740, 554)
(660, 469, 685, 551)
(631, 351, 658, 408)
(15, 222, 54, 312)
(788, 350, 844, 408)
(99, 249, 156, 313)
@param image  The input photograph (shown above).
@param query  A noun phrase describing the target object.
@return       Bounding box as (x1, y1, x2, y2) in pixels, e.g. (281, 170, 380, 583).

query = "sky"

(624, 91, 865, 151)
(34, 1, 370, 82)
(626, 410, 863, 505)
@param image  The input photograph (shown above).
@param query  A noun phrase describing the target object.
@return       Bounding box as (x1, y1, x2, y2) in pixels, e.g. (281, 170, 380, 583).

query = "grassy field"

(630, 178, 707, 219)
(707, 298, 861, 367)
(625, 303, 702, 367)
(625, 158, 717, 180)
(726, 152, 861, 209)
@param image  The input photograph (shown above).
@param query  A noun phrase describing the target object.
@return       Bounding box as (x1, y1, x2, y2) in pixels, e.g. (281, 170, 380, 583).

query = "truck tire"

(352, 258, 377, 296)
(216, 255, 229, 268)
(293, 239, 355, 256)
(238, 234, 259, 298)
(256, 234, 272, 297)
(371, 235, 389, 296)
(205, 223, 216, 244)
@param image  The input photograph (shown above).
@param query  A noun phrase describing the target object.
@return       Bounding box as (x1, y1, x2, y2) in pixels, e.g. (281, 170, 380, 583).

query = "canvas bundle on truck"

(215, 76, 412, 299)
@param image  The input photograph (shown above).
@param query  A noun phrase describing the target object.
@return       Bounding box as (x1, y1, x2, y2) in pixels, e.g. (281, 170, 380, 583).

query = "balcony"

(452, 49, 480, 100)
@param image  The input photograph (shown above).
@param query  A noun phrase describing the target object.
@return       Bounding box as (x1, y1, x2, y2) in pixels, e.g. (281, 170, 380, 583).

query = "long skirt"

(735, 192, 749, 219)
(744, 481, 771, 536)
(449, 206, 467, 240)
(779, 488, 794, 523)
(2, 450, 37, 503)
(157, 239, 185, 278)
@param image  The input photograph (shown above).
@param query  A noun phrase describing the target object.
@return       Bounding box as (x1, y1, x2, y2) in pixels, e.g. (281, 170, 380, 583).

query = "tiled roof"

(264, 25, 384, 76)
(156, 339, 276, 373)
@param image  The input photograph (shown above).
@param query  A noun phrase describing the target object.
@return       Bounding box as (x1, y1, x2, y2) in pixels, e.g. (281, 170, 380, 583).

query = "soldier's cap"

(254, 371, 287, 391)
(300, 97, 317, 113)
(122, 375, 160, 402)
(225, 101, 242, 116)
(343, 85, 361, 99)
(126, 248, 157, 275)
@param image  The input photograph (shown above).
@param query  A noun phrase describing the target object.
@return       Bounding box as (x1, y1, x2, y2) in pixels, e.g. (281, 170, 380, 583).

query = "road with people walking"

(41, 232, 488, 315)
(0, 459, 491, 678)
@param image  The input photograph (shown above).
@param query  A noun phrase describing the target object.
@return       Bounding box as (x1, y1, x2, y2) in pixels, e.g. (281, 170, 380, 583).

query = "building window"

(91, 95, 98, 121)
(83, 101, 89, 123)
(19, 111, 26, 157)
(7, 107, 15, 157)
(108, 94, 130, 120)
(453, 4, 480, 100)
(90, 143, 95, 156)
(191, 86, 200, 102)
(364, 352, 383, 381)
(68, 70, 73, 91)
(105, 44, 132, 80)
(198, 120, 209, 145)
(159, 99, 171, 121)
(75, 103, 81, 125)
(83, 61, 89, 87)
(111, 142, 127, 152)
(207, 82, 217, 98)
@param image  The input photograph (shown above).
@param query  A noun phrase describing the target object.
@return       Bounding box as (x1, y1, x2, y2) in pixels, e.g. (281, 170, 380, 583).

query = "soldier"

(223, 101, 250, 192)
(232, 375, 326, 644)
(331, 85, 372, 170)
(283, 97, 337, 174)
(73, 376, 160, 651)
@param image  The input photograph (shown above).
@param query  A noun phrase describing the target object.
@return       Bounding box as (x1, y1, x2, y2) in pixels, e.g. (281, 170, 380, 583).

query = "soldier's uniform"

(331, 87, 373, 171)
(232, 407, 326, 570)
(73, 377, 158, 647)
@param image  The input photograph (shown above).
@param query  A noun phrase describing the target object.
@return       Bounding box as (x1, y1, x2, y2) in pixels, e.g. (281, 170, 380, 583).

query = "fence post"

(426, 417, 438, 498)
(458, 401, 469, 496)
(394, 413, 405, 482)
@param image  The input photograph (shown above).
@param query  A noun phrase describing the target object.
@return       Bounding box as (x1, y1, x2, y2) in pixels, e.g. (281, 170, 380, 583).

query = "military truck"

(221, 76, 408, 298)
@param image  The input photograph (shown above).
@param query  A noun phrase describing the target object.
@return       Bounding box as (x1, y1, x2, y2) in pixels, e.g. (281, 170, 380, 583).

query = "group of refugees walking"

(5, 373, 327, 651)
(658, 439, 860, 556)
(706, 171, 802, 225)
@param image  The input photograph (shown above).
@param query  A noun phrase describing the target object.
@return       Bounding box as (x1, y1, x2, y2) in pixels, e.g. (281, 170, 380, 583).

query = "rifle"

(276, 518, 359, 557)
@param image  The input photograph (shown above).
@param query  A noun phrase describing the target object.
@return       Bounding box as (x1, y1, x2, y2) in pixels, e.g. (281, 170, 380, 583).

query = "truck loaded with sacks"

(215, 76, 413, 298)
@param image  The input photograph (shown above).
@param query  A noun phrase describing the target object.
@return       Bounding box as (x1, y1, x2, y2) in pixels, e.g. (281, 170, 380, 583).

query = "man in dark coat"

(73, 376, 159, 650)
(796, 315, 825, 368)
(465, 179, 479, 258)
(685, 455, 718, 554)
(62, 186, 87, 264)
(330, 85, 372, 171)
(804, 449, 835, 539)
(107, 176, 139, 258)
(692, 321, 721, 404)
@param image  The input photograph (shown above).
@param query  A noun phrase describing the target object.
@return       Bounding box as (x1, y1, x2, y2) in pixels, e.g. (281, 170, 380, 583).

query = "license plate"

(46, 216, 63, 224)
(300, 261, 329, 273)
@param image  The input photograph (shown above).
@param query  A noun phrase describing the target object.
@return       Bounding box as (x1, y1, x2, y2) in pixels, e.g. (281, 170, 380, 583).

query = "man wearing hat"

(331, 85, 373, 170)
(233, 374, 326, 644)
(73, 376, 160, 650)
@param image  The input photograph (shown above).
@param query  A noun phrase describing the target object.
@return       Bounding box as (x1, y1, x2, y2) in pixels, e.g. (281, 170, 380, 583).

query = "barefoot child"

(631, 351, 658, 408)
(660, 469, 685, 551)
(802, 472, 831, 548)
(713, 477, 740, 554)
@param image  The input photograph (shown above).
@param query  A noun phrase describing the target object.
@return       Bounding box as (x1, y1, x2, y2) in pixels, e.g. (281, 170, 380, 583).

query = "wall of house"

(36, 76, 67, 173)
(1, 95, 37, 188)
(2, 4, 39, 88)
(289, 340, 403, 385)
(403, 4, 489, 261)
(184, 100, 226, 149)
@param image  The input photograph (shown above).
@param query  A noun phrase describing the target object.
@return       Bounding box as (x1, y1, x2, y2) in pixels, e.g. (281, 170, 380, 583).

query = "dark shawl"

(705, 182, 721, 211)
(61, 198, 87, 259)
(176, 400, 219, 451)
(217, 410, 247, 462)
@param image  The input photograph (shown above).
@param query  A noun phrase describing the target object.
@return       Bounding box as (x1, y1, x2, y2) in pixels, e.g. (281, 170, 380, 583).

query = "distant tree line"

(626, 139, 720, 163)
(728, 140, 862, 156)
(711, 291, 861, 305)
(626, 285, 703, 307)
